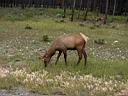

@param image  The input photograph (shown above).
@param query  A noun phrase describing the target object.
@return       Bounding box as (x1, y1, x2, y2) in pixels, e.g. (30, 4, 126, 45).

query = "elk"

(97, 15, 107, 24)
(41, 33, 89, 67)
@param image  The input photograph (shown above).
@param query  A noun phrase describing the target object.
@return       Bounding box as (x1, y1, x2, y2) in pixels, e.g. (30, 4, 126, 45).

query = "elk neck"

(47, 47, 56, 57)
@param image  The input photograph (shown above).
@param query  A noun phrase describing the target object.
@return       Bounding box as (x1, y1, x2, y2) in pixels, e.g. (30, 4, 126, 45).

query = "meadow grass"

(0, 77, 18, 89)
(0, 8, 128, 95)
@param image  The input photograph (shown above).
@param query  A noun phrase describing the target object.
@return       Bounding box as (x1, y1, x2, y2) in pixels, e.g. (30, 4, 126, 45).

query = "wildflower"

(114, 40, 118, 43)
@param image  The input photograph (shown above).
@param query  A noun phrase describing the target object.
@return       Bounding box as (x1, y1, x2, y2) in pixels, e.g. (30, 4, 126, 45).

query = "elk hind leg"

(77, 49, 83, 65)
(83, 49, 87, 66)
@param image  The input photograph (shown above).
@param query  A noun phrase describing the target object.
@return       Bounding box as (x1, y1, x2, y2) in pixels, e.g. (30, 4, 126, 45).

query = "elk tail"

(80, 33, 89, 43)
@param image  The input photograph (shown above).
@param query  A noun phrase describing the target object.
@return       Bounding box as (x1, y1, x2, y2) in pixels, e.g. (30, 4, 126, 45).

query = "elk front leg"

(63, 50, 67, 65)
(55, 51, 62, 65)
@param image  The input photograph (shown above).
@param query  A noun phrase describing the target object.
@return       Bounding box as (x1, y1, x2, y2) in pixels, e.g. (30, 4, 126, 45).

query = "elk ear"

(39, 54, 44, 60)
(45, 54, 49, 58)
(42, 55, 46, 58)
(43, 51, 48, 58)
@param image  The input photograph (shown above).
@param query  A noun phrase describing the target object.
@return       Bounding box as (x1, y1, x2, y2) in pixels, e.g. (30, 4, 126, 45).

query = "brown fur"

(97, 16, 107, 24)
(41, 33, 88, 67)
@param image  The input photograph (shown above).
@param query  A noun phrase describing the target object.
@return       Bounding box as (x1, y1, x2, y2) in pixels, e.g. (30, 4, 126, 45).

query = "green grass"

(0, 77, 18, 89)
(0, 8, 127, 22)
(25, 56, 128, 79)
(0, 8, 128, 95)
(0, 8, 128, 75)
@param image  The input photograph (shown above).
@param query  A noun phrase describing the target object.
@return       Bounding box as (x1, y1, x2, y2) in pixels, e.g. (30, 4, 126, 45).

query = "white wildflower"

(114, 40, 119, 43)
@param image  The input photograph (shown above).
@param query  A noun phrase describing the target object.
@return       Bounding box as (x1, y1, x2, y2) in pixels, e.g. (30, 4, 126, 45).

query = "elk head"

(42, 53, 51, 67)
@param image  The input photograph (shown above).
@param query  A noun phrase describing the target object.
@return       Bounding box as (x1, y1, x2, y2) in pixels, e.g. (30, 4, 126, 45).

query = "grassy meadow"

(0, 8, 128, 96)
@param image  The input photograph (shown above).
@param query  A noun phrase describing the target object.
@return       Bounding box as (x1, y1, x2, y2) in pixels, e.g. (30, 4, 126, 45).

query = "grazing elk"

(40, 33, 89, 67)
(97, 15, 107, 24)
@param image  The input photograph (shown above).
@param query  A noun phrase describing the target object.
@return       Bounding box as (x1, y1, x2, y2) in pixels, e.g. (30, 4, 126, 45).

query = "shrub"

(42, 35, 50, 42)
(79, 22, 85, 27)
(90, 25, 96, 29)
(25, 24, 32, 30)
(94, 39, 106, 45)
(55, 19, 65, 23)
(56, 13, 63, 18)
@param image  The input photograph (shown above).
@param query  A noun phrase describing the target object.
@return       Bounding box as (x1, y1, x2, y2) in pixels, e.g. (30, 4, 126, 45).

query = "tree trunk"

(77, 0, 83, 19)
(83, 0, 89, 21)
(96, 0, 100, 16)
(71, 0, 76, 21)
(96, 7, 99, 16)
(105, 0, 109, 24)
(21, 0, 25, 9)
(28, 0, 31, 7)
(84, 8, 88, 21)
(63, 0, 66, 18)
(112, 0, 117, 21)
